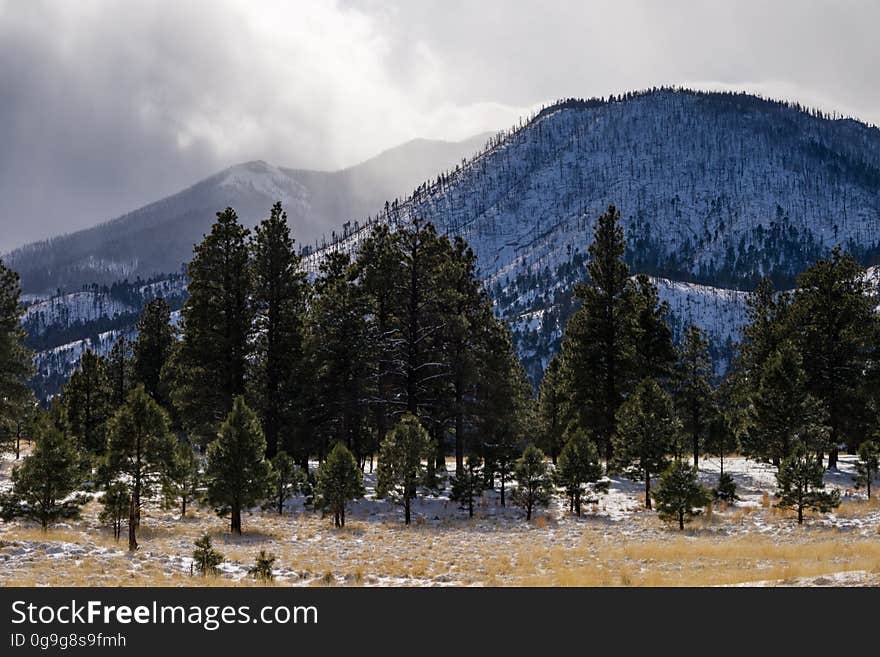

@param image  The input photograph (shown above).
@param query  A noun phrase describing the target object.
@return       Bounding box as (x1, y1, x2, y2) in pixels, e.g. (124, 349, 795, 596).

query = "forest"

(0, 202, 879, 584)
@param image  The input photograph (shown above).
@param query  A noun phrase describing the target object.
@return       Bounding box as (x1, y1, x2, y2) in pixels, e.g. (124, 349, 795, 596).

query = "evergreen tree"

(249, 202, 308, 458)
(511, 445, 553, 521)
(536, 354, 567, 465)
(248, 550, 276, 583)
(192, 534, 223, 576)
(704, 410, 739, 502)
(104, 386, 176, 550)
(675, 324, 715, 469)
(376, 414, 432, 525)
(632, 274, 676, 383)
(99, 481, 130, 541)
(133, 297, 176, 406)
(476, 323, 533, 507)
(354, 224, 403, 460)
(266, 451, 304, 515)
(315, 442, 365, 527)
(561, 205, 637, 461)
(0, 394, 37, 460)
(436, 236, 488, 475)
(0, 417, 85, 530)
(164, 441, 200, 517)
(747, 342, 824, 465)
(790, 247, 876, 468)
(205, 396, 272, 534)
(775, 445, 840, 524)
(554, 429, 604, 516)
(64, 350, 112, 456)
(853, 439, 879, 499)
(613, 379, 678, 509)
(0, 259, 33, 435)
(652, 460, 711, 530)
(173, 208, 252, 445)
(107, 336, 134, 410)
(392, 218, 447, 418)
(307, 252, 372, 465)
(450, 454, 484, 518)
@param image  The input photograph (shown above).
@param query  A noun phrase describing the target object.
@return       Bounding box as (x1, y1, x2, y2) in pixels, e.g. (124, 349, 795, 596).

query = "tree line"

(2, 202, 879, 542)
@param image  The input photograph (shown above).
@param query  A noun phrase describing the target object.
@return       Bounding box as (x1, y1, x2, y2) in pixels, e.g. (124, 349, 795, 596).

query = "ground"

(1, 449, 878, 587)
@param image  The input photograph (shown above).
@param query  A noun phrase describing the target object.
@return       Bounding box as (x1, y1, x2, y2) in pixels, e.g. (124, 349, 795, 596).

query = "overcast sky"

(1, 0, 877, 253)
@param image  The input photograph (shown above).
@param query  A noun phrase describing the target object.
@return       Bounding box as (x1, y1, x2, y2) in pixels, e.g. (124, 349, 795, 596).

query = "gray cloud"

(1, 0, 877, 253)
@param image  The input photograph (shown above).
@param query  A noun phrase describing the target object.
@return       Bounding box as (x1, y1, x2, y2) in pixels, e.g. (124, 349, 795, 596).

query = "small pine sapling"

(248, 550, 276, 583)
(511, 445, 553, 521)
(315, 442, 364, 527)
(853, 440, 879, 499)
(554, 430, 603, 516)
(99, 481, 131, 541)
(652, 460, 711, 530)
(450, 455, 484, 517)
(192, 534, 223, 577)
(775, 446, 840, 524)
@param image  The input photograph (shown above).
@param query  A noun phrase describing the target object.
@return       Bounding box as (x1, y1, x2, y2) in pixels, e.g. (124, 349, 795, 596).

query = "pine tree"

(64, 350, 112, 456)
(675, 324, 715, 469)
(853, 439, 879, 499)
(315, 442, 364, 527)
(192, 534, 223, 576)
(104, 386, 176, 550)
(249, 202, 308, 459)
(632, 274, 676, 383)
(99, 481, 130, 541)
(652, 460, 711, 530)
(511, 445, 553, 521)
(376, 414, 432, 525)
(436, 236, 488, 475)
(0, 259, 33, 434)
(450, 454, 484, 517)
(133, 297, 176, 406)
(748, 342, 812, 465)
(205, 396, 272, 534)
(555, 429, 604, 516)
(790, 247, 876, 468)
(476, 322, 532, 507)
(267, 451, 304, 516)
(173, 208, 252, 445)
(775, 445, 840, 524)
(0, 394, 37, 460)
(354, 224, 402, 460)
(306, 252, 372, 465)
(561, 205, 637, 461)
(107, 336, 134, 410)
(704, 410, 739, 501)
(0, 417, 85, 530)
(613, 379, 678, 509)
(164, 441, 200, 517)
(392, 218, 447, 418)
(536, 354, 567, 465)
(248, 550, 276, 583)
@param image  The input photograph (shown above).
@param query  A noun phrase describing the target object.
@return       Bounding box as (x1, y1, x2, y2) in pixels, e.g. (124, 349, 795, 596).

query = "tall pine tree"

(173, 208, 253, 445)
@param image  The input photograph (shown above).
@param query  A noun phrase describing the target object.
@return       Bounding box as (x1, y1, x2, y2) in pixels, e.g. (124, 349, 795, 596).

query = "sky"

(1, 0, 878, 253)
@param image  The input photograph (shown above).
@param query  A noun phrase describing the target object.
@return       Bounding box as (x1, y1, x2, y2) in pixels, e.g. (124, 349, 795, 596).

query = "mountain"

(306, 88, 880, 378)
(4, 133, 491, 295)
(16, 88, 880, 395)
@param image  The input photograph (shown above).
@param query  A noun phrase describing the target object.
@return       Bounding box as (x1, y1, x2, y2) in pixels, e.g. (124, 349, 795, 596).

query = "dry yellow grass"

(3, 481, 880, 587)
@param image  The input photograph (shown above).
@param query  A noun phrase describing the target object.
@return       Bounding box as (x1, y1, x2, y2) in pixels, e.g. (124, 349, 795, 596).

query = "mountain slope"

(305, 88, 880, 378)
(4, 134, 491, 294)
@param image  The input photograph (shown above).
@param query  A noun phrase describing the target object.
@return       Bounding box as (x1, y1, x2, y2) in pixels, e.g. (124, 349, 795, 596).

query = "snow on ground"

(1, 453, 878, 587)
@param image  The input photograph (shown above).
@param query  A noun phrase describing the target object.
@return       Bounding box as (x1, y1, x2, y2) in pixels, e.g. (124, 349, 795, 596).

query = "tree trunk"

(340, 504, 345, 527)
(404, 495, 411, 525)
(679, 511, 684, 530)
(526, 501, 532, 521)
(455, 380, 464, 477)
(181, 496, 187, 518)
(693, 432, 700, 471)
(797, 505, 803, 525)
(231, 505, 242, 534)
(500, 476, 506, 507)
(575, 492, 581, 517)
(645, 471, 652, 510)
(127, 495, 138, 551)
(827, 446, 839, 469)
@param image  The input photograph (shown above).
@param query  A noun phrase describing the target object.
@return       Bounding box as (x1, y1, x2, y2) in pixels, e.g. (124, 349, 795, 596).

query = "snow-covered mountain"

(4, 134, 491, 295)
(16, 88, 880, 394)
